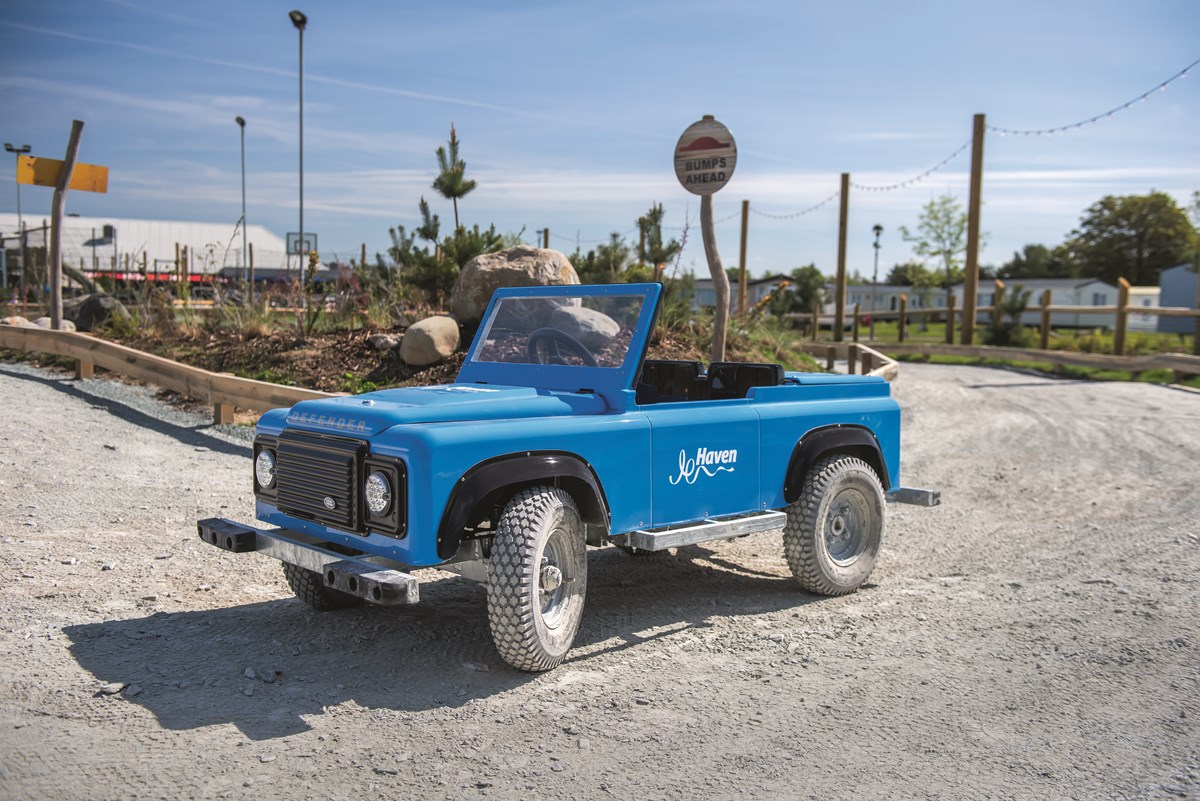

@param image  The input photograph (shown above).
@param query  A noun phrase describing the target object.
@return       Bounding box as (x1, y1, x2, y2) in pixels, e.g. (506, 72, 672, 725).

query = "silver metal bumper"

(197, 518, 419, 605)
(615, 510, 788, 552)
(885, 487, 941, 507)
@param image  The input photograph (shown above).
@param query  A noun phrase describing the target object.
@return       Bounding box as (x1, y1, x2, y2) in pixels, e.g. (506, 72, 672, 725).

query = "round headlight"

(365, 471, 392, 515)
(255, 450, 276, 489)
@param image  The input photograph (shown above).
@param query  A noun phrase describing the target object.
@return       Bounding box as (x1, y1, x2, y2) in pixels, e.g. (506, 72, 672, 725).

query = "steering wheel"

(526, 328, 597, 367)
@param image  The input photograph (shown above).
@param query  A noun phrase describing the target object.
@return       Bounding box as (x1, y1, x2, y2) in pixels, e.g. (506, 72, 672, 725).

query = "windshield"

(473, 294, 645, 369)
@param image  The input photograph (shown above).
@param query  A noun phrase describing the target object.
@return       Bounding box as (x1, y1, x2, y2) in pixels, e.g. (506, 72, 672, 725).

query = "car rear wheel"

(783, 455, 884, 596)
(487, 486, 588, 671)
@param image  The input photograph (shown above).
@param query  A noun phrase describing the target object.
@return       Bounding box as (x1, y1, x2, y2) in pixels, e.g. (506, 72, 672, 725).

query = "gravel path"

(0, 361, 1197, 800)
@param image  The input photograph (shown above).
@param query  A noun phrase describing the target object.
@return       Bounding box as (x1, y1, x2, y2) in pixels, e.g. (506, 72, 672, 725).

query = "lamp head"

(872, 223, 883, 237)
(235, 116, 246, 128)
(289, 10, 307, 29)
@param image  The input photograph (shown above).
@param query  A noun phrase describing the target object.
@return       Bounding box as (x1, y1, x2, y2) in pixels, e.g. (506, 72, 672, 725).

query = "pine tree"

(431, 124, 477, 231)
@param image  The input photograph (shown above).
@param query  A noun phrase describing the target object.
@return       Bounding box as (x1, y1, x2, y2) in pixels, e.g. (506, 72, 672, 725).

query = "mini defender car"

(199, 283, 937, 671)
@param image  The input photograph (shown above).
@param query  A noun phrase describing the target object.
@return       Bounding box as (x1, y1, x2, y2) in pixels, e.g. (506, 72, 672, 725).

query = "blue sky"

(1, 0, 1197, 279)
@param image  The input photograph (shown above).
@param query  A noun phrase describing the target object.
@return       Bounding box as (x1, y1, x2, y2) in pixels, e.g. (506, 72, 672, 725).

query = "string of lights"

(748, 190, 841, 219)
(849, 140, 971, 193)
(988, 57, 1197, 137)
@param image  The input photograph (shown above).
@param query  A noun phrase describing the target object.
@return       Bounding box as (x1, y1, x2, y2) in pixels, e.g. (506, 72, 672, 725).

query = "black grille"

(275, 431, 366, 530)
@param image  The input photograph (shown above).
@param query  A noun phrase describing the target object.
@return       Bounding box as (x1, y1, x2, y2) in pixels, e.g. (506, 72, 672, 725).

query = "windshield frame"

(457, 283, 662, 399)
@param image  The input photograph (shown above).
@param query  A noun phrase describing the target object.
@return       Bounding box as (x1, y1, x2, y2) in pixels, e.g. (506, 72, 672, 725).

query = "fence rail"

(0, 325, 335, 422)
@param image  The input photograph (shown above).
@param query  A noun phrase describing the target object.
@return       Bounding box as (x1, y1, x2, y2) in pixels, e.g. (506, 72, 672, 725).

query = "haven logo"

(670, 447, 737, 486)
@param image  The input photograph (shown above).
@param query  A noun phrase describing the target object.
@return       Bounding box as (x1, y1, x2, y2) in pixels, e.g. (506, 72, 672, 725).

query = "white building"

(693, 273, 792, 309)
(0, 213, 291, 278)
(950, 278, 1120, 329)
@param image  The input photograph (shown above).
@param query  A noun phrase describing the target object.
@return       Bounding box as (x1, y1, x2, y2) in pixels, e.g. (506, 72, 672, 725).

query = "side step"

(197, 517, 419, 606)
(615, 510, 787, 552)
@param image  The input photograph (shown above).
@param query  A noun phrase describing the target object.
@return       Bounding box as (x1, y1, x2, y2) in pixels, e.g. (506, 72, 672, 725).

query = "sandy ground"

(0, 360, 1197, 801)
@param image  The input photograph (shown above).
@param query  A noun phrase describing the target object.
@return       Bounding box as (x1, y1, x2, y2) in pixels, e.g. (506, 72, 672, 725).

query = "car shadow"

(64, 542, 823, 740)
(0, 364, 248, 458)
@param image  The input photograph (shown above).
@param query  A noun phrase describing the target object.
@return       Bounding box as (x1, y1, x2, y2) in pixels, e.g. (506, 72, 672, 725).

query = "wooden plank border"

(0, 325, 335, 418)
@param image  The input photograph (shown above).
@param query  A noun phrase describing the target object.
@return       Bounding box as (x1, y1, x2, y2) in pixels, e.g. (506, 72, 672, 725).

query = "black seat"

(702, 362, 785, 400)
(636, 360, 705, 404)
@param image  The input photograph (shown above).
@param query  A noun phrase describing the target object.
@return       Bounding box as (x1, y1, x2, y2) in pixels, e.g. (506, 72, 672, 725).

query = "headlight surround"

(365, 470, 392, 515)
(255, 449, 276, 489)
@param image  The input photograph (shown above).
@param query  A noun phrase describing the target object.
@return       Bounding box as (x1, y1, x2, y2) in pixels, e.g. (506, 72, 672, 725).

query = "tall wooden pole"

(701, 195, 729, 362)
(49, 120, 85, 330)
(543, 228, 550, 250)
(737, 199, 749, 316)
(834, 172, 850, 342)
(961, 113, 986, 345)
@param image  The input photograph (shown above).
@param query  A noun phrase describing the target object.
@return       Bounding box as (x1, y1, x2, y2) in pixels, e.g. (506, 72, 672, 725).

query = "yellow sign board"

(16, 155, 109, 193)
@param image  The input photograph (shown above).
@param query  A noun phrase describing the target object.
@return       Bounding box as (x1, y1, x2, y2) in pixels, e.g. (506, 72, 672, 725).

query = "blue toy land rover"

(199, 283, 937, 671)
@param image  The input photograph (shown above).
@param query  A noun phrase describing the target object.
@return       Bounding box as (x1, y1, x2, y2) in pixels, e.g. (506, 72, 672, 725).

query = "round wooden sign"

(674, 116, 737, 196)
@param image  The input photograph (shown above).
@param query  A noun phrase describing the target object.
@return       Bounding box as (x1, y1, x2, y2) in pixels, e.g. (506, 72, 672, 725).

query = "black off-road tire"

(783, 454, 885, 596)
(281, 563, 363, 612)
(487, 487, 588, 672)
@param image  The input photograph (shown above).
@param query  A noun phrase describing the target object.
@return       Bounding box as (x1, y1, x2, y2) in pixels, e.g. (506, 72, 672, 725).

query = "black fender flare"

(436, 451, 610, 560)
(782, 425, 891, 504)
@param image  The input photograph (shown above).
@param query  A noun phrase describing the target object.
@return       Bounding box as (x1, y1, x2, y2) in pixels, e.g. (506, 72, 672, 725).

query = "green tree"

(899, 195, 983, 287)
(432, 124, 477, 230)
(984, 283, 1033, 346)
(636, 203, 681, 280)
(1062, 191, 1196, 285)
(998, 244, 1077, 280)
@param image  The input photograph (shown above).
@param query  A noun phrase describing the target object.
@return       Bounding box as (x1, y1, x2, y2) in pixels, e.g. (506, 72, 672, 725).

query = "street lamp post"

(871, 224, 883, 341)
(4, 143, 31, 229)
(289, 10, 307, 278)
(4, 143, 30, 300)
(235, 116, 248, 296)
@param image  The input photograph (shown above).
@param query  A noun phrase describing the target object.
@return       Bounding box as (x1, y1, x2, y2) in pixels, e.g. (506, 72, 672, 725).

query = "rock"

(33, 317, 51, 328)
(258, 754, 275, 763)
(61, 557, 77, 565)
(400, 316, 460, 367)
(368, 333, 403, 352)
(244, 667, 257, 680)
(1, 316, 34, 327)
(63, 293, 125, 333)
(449, 246, 578, 327)
(99, 682, 126, 695)
(101, 562, 116, 571)
(125, 685, 143, 697)
(548, 306, 619, 350)
(29, 317, 77, 332)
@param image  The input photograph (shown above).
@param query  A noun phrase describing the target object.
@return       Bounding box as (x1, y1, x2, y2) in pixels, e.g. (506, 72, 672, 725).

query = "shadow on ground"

(65, 544, 820, 740)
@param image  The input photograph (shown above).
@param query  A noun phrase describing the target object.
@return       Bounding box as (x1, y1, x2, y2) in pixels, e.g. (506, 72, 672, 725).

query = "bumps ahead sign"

(674, 116, 737, 196)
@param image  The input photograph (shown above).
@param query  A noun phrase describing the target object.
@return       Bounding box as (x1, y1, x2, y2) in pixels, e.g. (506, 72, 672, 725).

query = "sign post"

(17, 121, 109, 329)
(674, 115, 737, 362)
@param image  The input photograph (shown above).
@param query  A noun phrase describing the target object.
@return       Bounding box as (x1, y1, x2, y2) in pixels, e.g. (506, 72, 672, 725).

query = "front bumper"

(197, 518, 419, 605)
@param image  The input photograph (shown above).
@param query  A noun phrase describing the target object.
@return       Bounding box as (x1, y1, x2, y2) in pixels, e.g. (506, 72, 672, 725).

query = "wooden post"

(847, 344, 858, 375)
(992, 279, 1005, 331)
(248, 242, 255, 305)
(542, 228, 550, 249)
(825, 345, 836, 371)
(811, 300, 821, 340)
(961, 113, 986, 345)
(75, 357, 94, 380)
(852, 303, 860, 343)
(213, 402, 234, 425)
(737, 199, 749, 316)
(946, 293, 957, 344)
(700, 194, 729, 362)
(834, 173, 849, 342)
(1114, 277, 1130, 356)
(49, 120, 85, 329)
(861, 350, 873, 375)
(898, 295, 908, 342)
(174, 242, 181, 290)
(1039, 289, 1052, 350)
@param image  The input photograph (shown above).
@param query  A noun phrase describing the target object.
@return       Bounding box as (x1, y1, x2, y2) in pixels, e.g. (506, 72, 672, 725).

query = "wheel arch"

(783, 425, 891, 504)
(437, 451, 610, 560)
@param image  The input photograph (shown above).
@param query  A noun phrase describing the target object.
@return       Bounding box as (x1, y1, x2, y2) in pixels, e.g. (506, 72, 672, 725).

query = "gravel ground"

(0, 360, 1197, 801)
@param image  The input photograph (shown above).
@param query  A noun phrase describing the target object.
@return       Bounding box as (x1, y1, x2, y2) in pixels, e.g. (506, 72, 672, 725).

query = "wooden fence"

(876, 342, 1200, 381)
(0, 325, 335, 423)
(789, 278, 1200, 358)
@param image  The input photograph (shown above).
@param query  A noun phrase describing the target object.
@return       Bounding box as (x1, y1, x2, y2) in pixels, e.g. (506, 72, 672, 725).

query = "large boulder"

(400, 316, 460, 366)
(33, 317, 76, 332)
(450, 247, 579, 328)
(548, 306, 620, 350)
(1, 316, 35, 328)
(63, 293, 125, 332)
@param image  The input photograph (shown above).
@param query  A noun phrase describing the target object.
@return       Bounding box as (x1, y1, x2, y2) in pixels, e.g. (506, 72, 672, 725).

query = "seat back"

(636, 359, 705, 404)
(703, 362, 785, 400)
